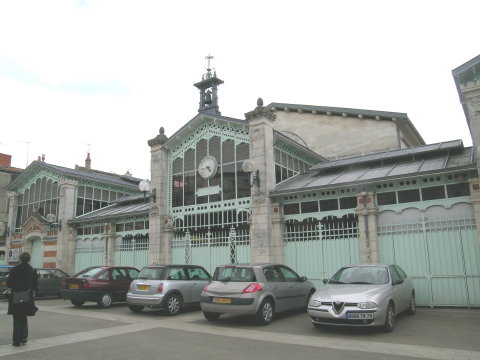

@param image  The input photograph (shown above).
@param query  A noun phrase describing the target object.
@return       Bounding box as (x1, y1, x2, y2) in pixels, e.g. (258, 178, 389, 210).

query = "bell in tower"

(204, 90, 212, 105)
(194, 55, 224, 115)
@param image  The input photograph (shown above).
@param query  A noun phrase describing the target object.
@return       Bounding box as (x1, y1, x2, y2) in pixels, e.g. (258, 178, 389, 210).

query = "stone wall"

(271, 111, 399, 159)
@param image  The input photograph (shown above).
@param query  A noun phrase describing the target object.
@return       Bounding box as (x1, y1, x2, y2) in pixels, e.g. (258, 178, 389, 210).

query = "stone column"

(355, 192, 379, 263)
(270, 202, 284, 264)
(5, 191, 19, 260)
(245, 98, 280, 263)
(148, 127, 170, 265)
(104, 222, 115, 266)
(57, 179, 77, 273)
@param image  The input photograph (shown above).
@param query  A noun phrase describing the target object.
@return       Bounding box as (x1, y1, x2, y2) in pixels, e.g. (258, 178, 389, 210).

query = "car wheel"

(128, 305, 144, 313)
(71, 299, 85, 307)
(97, 292, 113, 308)
(163, 294, 181, 316)
(256, 299, 274, 325)
(383, 302, 395, 332)
(406, 293, 416, 315)
(203, 311, 221, 321)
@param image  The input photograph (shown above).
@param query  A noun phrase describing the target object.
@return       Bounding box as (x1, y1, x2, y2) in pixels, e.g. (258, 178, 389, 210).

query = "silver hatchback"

(127, 265, 211, 315)
(200, 264, 316, 325)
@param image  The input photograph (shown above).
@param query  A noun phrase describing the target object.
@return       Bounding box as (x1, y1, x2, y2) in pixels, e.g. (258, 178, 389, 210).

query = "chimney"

(85, 153, 91, 170)
(0, 153, 12, 167)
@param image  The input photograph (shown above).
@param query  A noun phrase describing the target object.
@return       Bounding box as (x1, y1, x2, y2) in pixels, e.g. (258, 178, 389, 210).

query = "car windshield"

(73, 267, 105, 278)
(138, 267, 166, 280)
(329, 266, 389, 285)
(0, 268, 11, 279)
(213, 267, 256, 282)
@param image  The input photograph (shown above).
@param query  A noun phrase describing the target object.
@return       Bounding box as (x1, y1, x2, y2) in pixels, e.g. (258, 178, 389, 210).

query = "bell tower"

(194, 55, 224, 115)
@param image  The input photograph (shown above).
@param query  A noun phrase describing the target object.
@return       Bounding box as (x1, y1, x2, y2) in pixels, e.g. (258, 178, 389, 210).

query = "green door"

(30, 238, 43, 268)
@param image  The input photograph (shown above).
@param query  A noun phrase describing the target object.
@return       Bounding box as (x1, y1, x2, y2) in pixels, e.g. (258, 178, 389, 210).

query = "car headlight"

(357, 301, 377, 309)
(309, 299, 322, 307)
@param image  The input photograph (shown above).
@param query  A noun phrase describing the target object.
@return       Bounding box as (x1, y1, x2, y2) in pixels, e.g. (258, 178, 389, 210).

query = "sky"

(0, 0, 479, 181)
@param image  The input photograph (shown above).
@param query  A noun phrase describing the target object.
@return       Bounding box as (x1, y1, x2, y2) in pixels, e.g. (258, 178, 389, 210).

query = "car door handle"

(192, 282, 198, 286)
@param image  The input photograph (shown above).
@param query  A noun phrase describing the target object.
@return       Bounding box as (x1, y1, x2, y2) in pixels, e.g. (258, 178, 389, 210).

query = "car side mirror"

(392, 279, 404, 285)
(299, 276, 307, 282)
(323, 279, 329, 284)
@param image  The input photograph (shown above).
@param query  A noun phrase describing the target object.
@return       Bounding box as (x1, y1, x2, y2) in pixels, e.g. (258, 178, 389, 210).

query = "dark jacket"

(7, 263, 39, 316)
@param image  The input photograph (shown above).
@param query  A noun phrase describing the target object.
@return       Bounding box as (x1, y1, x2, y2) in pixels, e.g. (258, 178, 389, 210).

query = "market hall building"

(5, 58, 480, 308)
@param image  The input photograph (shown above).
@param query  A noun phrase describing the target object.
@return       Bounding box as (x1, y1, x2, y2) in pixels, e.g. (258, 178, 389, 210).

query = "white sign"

(8, 248, 20, 262)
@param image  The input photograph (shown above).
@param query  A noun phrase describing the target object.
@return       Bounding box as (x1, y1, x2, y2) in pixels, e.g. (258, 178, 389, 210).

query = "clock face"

(198, 156, 218, 179)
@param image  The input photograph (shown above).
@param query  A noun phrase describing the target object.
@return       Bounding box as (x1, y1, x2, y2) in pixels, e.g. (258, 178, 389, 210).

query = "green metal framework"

(168, 119, 251, 271)
(168, 119, 250, 211)
(15, 175, 60, 231)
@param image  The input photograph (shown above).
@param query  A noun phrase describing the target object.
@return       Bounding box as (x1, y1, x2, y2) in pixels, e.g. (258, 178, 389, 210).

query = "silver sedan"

(307, 264, 415, 332)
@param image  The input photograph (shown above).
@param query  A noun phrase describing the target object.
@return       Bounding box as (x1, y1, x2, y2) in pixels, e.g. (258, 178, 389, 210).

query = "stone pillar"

(104, 222, 115, 266)
(355, 192, 379, 263)
(65, 225, 77, 275)
(148, 127, 169, 265)
(469, 179, 480, 246)
(5, 191, 19, 260)
(270, 202, 284, 263)
(245, 98, 280, 263)
(57, 179, 77, 272)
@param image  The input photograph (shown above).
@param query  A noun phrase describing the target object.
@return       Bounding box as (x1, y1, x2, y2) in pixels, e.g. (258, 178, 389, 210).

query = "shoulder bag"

(12, 290, 31, 304)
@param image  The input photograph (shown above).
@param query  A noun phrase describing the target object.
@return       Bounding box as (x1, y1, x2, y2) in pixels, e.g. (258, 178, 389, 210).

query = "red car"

(60, 266, 140, 308)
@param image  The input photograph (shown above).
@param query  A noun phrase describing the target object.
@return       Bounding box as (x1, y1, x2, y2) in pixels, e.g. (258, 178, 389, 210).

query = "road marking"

(0, 305, 479, 360)
(0, 322, 161, 357)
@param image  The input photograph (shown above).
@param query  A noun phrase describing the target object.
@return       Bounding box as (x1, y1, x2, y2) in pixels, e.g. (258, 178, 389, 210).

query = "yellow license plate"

(213, 297, 232, 304)
(137, 285, 150, 290)
(69, 284, 79, 289)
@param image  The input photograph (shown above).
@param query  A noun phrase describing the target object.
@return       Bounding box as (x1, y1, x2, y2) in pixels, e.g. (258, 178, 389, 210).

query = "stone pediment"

(22, 214, 48, 234)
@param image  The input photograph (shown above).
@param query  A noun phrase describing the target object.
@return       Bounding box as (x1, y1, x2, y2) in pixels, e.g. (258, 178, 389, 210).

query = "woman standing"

(7, 252, 38, 347)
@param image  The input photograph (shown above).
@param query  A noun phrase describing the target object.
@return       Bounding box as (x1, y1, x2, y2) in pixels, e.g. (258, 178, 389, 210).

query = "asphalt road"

(0, 297, 479, 360)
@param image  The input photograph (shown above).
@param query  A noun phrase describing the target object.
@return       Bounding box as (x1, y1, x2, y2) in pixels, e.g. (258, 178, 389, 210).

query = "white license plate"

(347, 312, 374, 319)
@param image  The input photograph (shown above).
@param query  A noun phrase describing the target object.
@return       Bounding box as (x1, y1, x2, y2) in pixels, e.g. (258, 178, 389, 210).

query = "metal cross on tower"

(205, 54, 214, 70)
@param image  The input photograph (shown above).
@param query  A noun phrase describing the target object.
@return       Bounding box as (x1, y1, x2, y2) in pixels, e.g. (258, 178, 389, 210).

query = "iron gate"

(74, 238, 105, 273)
(114, 233, 149, 269)
(378, 209, 480, 307)
(284, 215, 360, 289)
(172, 225, 250, 275)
